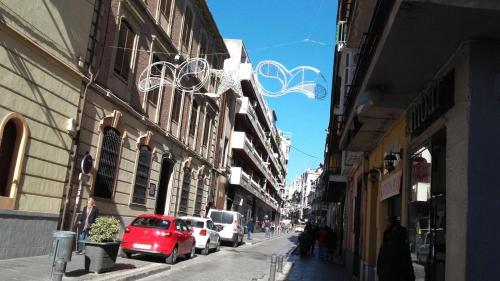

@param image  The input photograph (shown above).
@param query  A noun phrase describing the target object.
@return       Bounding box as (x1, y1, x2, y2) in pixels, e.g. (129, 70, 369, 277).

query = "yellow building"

(361, 115, 408, 280)
(0, 1, 94, 259)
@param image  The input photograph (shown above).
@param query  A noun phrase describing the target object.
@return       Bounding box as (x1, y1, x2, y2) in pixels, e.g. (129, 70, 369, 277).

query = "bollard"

(277, 255, 284, 273)
(51, 258, 66, 281)
(269, 254, 277, 281)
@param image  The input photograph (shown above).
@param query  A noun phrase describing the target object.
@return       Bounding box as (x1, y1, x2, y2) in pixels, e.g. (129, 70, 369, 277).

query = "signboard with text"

(379, 170, 402, 201)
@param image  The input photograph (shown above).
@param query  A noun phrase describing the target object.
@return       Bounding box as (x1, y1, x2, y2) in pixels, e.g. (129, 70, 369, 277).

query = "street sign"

(81, 153, 93, 175)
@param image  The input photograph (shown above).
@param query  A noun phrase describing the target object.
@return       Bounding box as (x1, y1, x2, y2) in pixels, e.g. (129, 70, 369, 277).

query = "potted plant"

(84, 216, 121, 273)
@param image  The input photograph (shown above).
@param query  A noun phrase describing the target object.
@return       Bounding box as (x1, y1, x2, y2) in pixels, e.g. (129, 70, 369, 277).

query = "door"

(174, 219, 188, 253)
(155, 156, 174, 214)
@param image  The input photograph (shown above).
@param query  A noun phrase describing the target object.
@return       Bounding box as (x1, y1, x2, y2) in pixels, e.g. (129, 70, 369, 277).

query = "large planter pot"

(84, 241, 120, 273)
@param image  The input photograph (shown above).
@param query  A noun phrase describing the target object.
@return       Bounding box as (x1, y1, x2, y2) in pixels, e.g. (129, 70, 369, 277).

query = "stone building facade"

(0, 0, 95, 259)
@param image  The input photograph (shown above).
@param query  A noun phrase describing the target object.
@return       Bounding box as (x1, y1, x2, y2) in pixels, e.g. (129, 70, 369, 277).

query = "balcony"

(237, 97, 268, 147)
(239, 63, 274, 132)
(231, 131, 268, 177)
(230, 167, 279, 211)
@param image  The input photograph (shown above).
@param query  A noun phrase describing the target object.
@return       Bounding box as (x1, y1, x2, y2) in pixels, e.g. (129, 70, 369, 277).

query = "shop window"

(94, 127, 121, 198)
(178, 169, 191, 215)
(114, 20, 135, 80)
(132, 145, 152, 205)
(0, 120, 17, 197)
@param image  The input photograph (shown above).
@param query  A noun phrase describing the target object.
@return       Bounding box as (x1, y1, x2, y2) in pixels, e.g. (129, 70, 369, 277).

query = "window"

(159, 0, 173, 22)
(132, 145, 152, 204)
(178, 169, 191, 215)
(202, 116, 212, 146)
(181, 7, 193, 51)
(194, 178, 204, 216)
(0, 120, 17, 197)
(94, 127, 121, 198)
(132, 217, 170, 229)
(114, 20, 135, 80)
(171, 89, 182, 123)
(147, 55, 162, 105)
(189, 101, 199, 136)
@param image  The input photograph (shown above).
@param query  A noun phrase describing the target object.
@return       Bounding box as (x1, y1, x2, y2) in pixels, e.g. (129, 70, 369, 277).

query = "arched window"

(0, 120, 18, 197)
(94, 127, 121, 198)
(193, 177, 204, 216)
(179, 168, 191, 215)
(132, 145, 152, 204)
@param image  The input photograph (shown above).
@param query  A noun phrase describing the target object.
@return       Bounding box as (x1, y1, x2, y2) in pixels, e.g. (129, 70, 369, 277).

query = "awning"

(379, 170, 402, 201)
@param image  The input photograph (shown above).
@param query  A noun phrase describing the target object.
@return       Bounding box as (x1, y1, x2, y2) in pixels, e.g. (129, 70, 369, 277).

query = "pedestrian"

(310, 223, 319, 256)
(318, 225, 328, 260)
(271, 222, 275, 236)
(299, 223, 313, 258)
(264, 216, 271, 238)
(246, 218, 254, 240)
(377, 217, 415, 281)
(76, 197, 99, 254)
(325, 226, 337, 262)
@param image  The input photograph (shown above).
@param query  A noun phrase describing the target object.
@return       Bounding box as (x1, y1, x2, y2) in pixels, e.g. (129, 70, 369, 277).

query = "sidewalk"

(281, 244, 353, 281)
(0, 230, 291, 281)
(0, 252, 170, 281)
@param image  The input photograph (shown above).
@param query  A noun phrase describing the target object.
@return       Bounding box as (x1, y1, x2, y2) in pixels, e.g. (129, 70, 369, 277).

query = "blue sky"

(206, 0, 337, 184)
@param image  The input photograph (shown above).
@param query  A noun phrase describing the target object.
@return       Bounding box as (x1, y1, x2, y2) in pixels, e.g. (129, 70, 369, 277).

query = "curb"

(275, 261, 294, 281)
(88, 263, 171, 281)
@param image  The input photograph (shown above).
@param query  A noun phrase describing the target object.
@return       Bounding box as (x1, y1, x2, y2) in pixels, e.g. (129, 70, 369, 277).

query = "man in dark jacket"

(76, 197, 99, 254)
(377, 217, 415, 281)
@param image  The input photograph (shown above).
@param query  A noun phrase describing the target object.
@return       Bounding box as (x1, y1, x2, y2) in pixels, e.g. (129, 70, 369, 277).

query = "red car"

(120, 214, 196, 264)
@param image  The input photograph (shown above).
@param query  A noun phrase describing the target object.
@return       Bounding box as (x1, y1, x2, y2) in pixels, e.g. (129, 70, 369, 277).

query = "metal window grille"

(94, 127, 121, 198)
(193, 178, 204, 216)
(132, 145, 152, 204)
(179, 170, 191, 215)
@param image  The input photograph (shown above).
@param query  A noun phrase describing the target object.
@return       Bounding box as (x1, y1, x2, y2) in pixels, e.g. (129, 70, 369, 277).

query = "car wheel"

(216, 239, 221, 252)
(202, 241, 210, 255)
(165, 246, 178, 265)
(120, 250, 131, 259)
(187, 243, 196, 259)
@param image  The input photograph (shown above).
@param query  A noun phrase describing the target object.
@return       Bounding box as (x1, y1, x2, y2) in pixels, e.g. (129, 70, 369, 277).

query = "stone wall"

(0, 210, 59, 259)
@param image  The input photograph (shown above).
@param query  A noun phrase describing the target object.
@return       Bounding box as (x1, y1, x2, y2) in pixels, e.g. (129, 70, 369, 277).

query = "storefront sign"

(407, 71, 454, 136)
(379, 170, 402, 201)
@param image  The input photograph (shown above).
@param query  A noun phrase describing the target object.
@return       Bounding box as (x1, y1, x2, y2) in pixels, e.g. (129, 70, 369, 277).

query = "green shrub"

(88, 216, 121, 243)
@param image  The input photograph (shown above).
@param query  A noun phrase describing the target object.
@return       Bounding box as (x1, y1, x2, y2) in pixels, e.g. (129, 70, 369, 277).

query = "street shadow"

(64, 269, 88, 277)
(64, 263, 136, 277)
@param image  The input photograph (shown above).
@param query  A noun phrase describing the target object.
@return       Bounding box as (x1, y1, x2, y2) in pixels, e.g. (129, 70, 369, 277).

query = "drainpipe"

(60, 0, 103, 230)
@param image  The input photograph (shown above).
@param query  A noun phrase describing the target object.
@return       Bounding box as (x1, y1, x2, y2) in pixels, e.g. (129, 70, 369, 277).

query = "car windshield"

(184, 219, 205, 228)
(209, 211, 234, 224)
(131, 217, 170, 229)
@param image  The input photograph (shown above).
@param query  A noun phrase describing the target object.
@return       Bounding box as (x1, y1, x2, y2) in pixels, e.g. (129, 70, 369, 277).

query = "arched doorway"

(155, 152, 174, 215)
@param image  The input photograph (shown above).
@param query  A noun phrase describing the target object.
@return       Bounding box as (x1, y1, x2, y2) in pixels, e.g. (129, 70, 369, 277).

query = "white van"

(207, 209, 244, 247)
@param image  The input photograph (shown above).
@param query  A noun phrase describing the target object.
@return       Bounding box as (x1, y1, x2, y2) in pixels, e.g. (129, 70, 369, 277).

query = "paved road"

(137, 233, 298, 281)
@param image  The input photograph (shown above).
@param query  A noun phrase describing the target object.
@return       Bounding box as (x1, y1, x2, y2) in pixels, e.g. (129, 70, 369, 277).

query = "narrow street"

(137, 233, 297, 281)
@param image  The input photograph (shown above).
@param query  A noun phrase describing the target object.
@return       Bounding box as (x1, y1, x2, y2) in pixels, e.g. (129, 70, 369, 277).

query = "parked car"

(417, 232, 430, 264)
(295, 224, 305, 232)
(207, 209, 244, 247)
(120, 214, 196, 264)
(180, 216, 221, 255)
